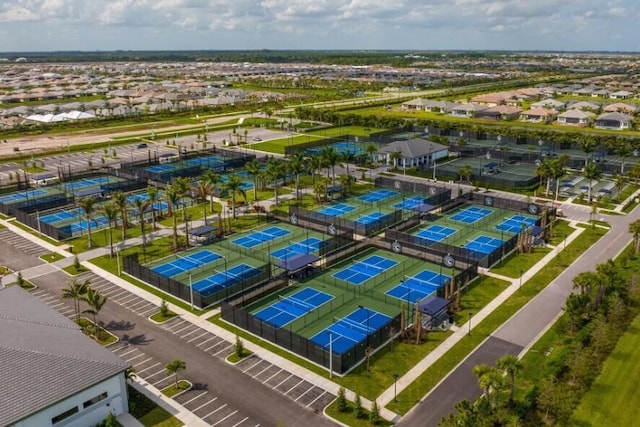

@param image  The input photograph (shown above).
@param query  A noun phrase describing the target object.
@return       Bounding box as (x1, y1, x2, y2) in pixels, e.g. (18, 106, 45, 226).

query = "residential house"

(0, 286, 129, 427)
(424, 100, 457, 113)
(594, 112, 633, 130)
(520, 108, 558, 123)
(401, 98, 431, 111)
(567, 101, 601, 112)
(475, 105, 523, 121)
(531, 99, 566, 110)
(592, 89, 610, 98)
(609, 90, 634, 99)
(603, 103, 638, 114)
(451, 103, 488, 118)
(470, 93, 508, 107)
(556, 110, 595, 127)
(377, 138, 448, 170)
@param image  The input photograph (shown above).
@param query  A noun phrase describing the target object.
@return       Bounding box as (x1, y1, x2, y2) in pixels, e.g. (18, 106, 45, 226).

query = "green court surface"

(245, 246, 462, 340)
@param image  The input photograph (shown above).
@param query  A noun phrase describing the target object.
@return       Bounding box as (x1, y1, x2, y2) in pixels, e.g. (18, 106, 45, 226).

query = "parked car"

(136, 143, 148, 149)
(252, 137, 262, 142)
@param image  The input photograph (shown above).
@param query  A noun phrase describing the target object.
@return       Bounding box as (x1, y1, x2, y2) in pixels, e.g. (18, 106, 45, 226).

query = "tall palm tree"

(365, 143, 378, 164)
(338, 173, 355, 197)
(112, 191, 129, 240)
(535, 159, 552, 193)
(390, 150, 403, 171)
(313, 176, 329, 203)
(172, 177, 191, 223)
(223, 174, 246, 218)
(551, 155, 569, 200)
(582, 162, 602, 203)
(306, 154, 324, 187)
(287, 152, 305, 200)
(82, 287, 108, 330)
(266, 158, 286, 206)
(100, 202, 118, 257)
(61, 278, 90, 324)
(614, 140, 633, 175)
(201, 168, 221, 209)
(496, 355, 522, 404)
(572, 270, 598, 295)
(132, 198, 152, 248)
(165, 359, 186, 389)
(457, 165, 473, 184)
(320, 147, 340, 186)
(77, 196, 97, 249)
(243, 159, 262, 202)
(165, 184, 181, 251)
(195, 182, 213, 225)
(146, 185, 159, 229)
(579, 136, 597, 168)
(341, 151, 355, 177)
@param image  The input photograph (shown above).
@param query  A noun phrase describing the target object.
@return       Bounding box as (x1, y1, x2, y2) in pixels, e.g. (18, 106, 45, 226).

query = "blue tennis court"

(151, 250, 222, 278)
(146, 163, 177, 173)
(184, 155, 223, 167)
(357, 189, 398, 203)
(415, 225, 457, 242)
(40, 208, 82, 224)
(0, 188, 48, 203)
(450, 206, 493, 224)
(126, 193, 169, 212)
(232, 226, 291, 249)
(191, 263, 261, 296)
(332, 254, 398, 285)
(310, 307, 392, 354)
(393, 196, 425, 211)
(386, 269, 450, 303)
(219, 174, 253, 191)
(495, 215, 537, 233)
(464, 235, 503, 254)
(254, 288, 334, 327)
(355, 211, 386, 225)
(270, 237, 323, 260)
(316, 203, 357, 217)
(64, 216, 110, 233)
(306, 141, 363, 156)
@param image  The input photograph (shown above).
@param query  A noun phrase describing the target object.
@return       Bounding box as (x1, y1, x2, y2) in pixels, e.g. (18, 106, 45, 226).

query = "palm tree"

(165, 359, 186, 389)
(195, 182, 213, 225)
(82, 287, 108, 330)
(629, 219, 640, 253)
(287, 153, 305, 200)
(146, 186, 159, 229)
(579, 136, 597, 168)
(306, 154, 324, 187)
(365, 143, 378, 164)
(243, 159, 262, 202)
(338, 173, 355, 197)
(535, 159, 553, 193)
(496, 355, 522, 404)
(61, 278, 90, 323)
(320, 147, 340, 186)
(165, 184, 181, 251)
(77, 196, 97, 249)
(551, 155, 569, 200)
(572, 271, 598, 295)
(614, 140, 633, 175)
(172, 177, 191, 223)
(313, 176, 329, 203)
(389, 150, 403, 171)
(582, 162, 602, 203)
(223, 174, 246, 218)
(458, 165, 473, 184)
(132, 198, 152, 248)
(266, 158, 286, 206)
(100, 202, 118, 257)
(341, 151, 355, 177)
(112, 191, 129, 240)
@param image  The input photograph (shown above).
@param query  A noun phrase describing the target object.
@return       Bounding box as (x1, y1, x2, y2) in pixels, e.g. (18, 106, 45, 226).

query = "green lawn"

(161, 380, 191, 398)
(571, 311, 640, 427)
(149, 311, 177, 323)
(128, 386, 183, 427)
(326, 399, 393, 427)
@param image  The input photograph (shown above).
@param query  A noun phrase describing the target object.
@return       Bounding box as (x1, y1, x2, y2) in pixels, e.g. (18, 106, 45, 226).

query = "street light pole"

(468, 312, 473, 336)
(115, 244, 121, 276)
(519, 270, 523, 289)
(328, 332, 333, 378)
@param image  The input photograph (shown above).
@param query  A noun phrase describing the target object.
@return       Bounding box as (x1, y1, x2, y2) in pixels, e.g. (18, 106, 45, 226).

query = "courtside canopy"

(275, 253, 319, 272)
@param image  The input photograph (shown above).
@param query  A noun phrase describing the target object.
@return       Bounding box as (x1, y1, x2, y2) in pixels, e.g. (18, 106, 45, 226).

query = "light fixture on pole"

(115, 244, 121, 276)
(188, 271, 194, 310)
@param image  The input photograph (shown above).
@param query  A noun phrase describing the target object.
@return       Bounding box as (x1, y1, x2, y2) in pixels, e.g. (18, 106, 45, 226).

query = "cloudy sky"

(0, 0, 637, 52)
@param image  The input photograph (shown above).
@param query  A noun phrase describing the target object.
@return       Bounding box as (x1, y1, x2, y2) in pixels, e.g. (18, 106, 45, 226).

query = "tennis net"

(175, 253, 205, 269)
(335, 316, 371, 335)
(279, 295, 315, 312)
(353, 260, 385, 275)
(404, 275, 440, 290)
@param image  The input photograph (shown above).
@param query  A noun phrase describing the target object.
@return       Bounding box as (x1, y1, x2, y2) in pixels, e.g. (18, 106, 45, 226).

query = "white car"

(252, 137, 262, 142)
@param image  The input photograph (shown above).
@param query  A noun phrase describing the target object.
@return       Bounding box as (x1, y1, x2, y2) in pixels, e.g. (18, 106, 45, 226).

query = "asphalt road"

(398, 207, 638, 426)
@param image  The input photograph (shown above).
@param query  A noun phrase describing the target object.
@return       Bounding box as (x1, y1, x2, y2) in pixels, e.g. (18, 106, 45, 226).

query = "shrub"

(159, 300, 169, 317)
(234, 335, 244, 358)
(336, 387, 348, 412)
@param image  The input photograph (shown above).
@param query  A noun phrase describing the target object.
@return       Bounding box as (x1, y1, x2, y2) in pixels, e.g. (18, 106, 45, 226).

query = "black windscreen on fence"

(288, 205, 404, 237)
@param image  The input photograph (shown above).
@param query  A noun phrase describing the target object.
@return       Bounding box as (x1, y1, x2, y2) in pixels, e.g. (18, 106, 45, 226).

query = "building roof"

(596, 112, 633, 122)
(0, 286, 128, 426)
(557, 110, 595, 119)
(379, 138, 448, 159)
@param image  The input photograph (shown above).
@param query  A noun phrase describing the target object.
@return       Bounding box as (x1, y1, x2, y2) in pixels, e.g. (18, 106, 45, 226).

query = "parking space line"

(196, 336, 217, 348)
(182, 391, 208, 406)
(181, 327, 204, 339)
(241, 358, 262, 373)
(213, 345, 232, 357)
(173, 324, 195, 335)
(284, 379, 305, 395)
(131, 355, 152, 365)
(192, 397, 217, 412)
(165, 319, 188, 331)
(259, 366, 280, 381)
(211, 409, 236, 426)
(115, 294, 139, 305)
(137, 362, 161, 374)
(232, 416, 249, 427)
(188, 331, 210, 343)
(294, 387, 313, 402)
(272, 373, 292, 389)
(144, 368, 167, 380)
(129, 299, 150, 310)
(203, 403, 227, 419)
(204, 341, 225, 352)
(138, 306, 158, 317)
(307, 390, 328, 408)
(118, 348, 139, 358)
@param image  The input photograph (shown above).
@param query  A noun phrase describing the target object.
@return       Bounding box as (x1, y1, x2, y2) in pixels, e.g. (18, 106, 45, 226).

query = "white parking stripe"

(294, 386, 313, 402)
(118, 348, 138, 358)
(232, 416, 249, 427)
(137, 362, 161, 374)
(307, 390, 328, 408)
(182, 391, 208, 406)
(213, 345, 232, 357)
(204, 403, 228, 420)
(241, 359, 261, 373)
(192, 397, 217, 412)
(211, 409, 236, 426)
(272, 374, 292, 389)
(188, 331, 209, 343)
(285, 379, 305, 395)
(196, 336, 216, 348)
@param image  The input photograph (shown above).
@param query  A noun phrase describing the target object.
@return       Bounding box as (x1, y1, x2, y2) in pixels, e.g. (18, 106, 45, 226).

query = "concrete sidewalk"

(375, 221, 585, 409)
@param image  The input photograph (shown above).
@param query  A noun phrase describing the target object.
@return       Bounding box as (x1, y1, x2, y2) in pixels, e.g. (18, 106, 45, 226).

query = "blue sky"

(0, 0, 637, 52)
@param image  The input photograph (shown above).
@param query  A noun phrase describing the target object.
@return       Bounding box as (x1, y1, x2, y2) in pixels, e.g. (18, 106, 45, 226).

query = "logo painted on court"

(328, 224, 337, 235)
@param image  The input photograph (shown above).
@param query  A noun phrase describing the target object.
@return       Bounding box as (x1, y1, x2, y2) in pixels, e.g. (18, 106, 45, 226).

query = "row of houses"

(402, 98, 636, 130)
